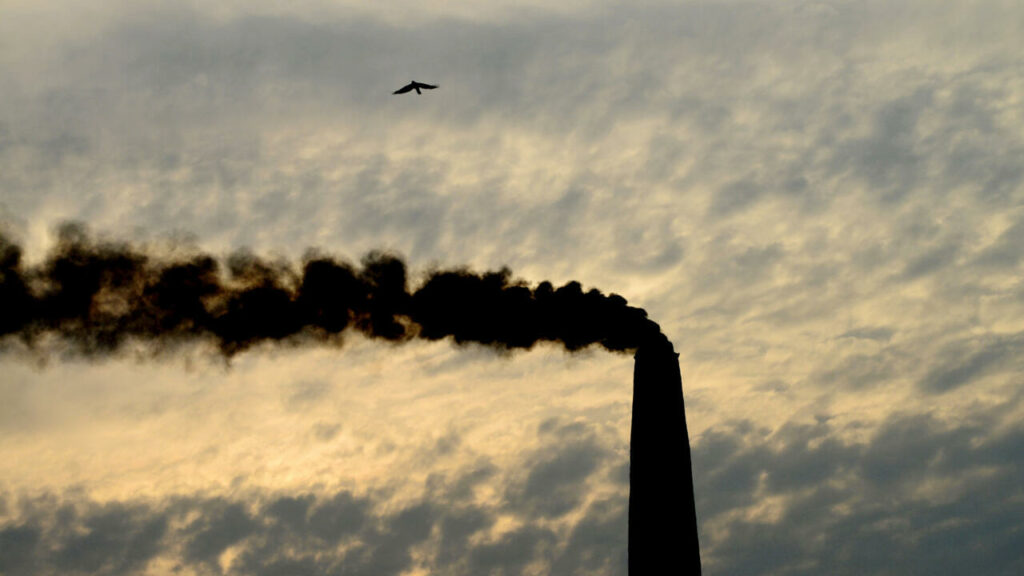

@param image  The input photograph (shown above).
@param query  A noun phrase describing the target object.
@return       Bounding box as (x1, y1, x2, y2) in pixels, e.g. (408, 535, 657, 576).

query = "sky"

(2, 0, 1024, 574)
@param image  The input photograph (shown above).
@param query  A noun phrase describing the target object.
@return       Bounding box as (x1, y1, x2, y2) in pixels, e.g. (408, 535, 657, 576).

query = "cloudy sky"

(2, 0, 1024, 574)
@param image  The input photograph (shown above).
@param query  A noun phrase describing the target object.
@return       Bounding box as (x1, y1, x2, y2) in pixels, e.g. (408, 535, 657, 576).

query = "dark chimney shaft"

(629, 341, 702, 574)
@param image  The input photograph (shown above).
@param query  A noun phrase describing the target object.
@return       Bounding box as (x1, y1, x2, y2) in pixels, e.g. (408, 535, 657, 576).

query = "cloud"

(508, 418, 611, 518)
(836, 326, 894, 342)
(810, 348, 904, 390)
(181, 500, 257, 567)
(0, 499, 169, 576)
(6, 397, 1021, 576)
(692, 401, 1024, 575)
(465, 524, 558, 576)
(709, 179, 765, 218)
(972, 215, 1024, 270)
(0, 524, 41, 576)
(3, 2, 1024, 575)
(918, 331, 1024, 393)
(0, 417, 626, 576)
(830, 88, 933, 201)
(0, 416, 622, 573)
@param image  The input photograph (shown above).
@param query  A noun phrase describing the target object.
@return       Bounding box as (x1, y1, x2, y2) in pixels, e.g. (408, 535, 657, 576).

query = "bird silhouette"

(393, 81, 438, 95)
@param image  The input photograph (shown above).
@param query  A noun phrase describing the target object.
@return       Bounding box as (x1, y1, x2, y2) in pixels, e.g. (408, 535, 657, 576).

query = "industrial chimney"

(0, 224, 702, 571)
(629, 339, 701, 574)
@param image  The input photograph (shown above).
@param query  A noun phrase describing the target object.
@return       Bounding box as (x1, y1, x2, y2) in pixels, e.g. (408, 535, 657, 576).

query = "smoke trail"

(0, 223, 666, 357)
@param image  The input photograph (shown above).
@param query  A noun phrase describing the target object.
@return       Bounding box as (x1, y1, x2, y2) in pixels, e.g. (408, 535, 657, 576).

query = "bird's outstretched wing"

(393, 81, 439, 95)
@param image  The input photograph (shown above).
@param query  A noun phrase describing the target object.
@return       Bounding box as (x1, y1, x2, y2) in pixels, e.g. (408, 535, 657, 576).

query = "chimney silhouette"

(0, 224, 702, 571)
(629, 340, 701, 574)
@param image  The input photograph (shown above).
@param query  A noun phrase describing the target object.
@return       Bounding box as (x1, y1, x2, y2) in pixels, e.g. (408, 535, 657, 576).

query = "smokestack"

(629, 339, 701, 574)
(1, 223, 703, 572)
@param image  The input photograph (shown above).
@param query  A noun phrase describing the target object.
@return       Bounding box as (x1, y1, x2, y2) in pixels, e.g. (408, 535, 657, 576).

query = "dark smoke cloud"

(0, 223, 665, 357)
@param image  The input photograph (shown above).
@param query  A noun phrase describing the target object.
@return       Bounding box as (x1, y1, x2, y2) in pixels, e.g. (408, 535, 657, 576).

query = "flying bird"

(393, 81, 438, 95)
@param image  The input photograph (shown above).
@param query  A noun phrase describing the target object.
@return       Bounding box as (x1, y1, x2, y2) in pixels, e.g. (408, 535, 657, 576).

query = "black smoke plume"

(0, 223, 666, 357)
